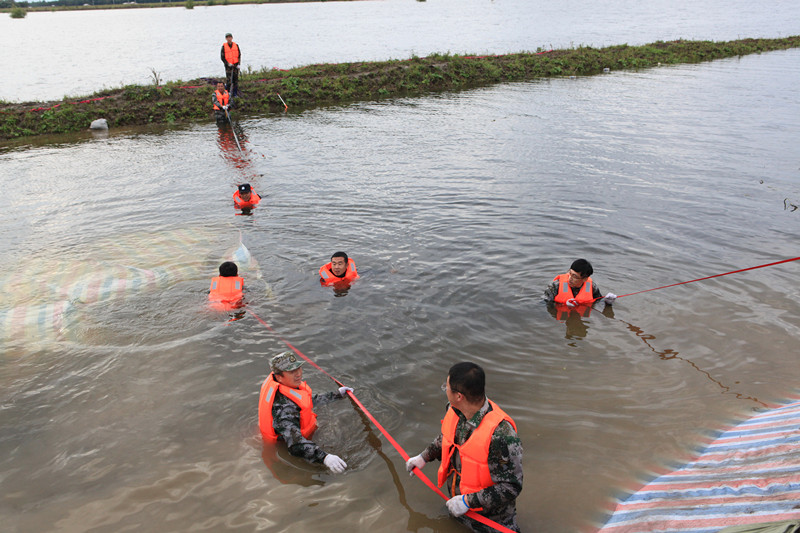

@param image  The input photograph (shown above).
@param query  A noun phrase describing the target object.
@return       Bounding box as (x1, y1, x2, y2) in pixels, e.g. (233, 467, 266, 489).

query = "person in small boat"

(544, 258, 616, 319)
(220, 32, 241, 97)
(208, 261, 243, 310)
(212, 81, 231, 124)
(233, 183, 260, 209)
(258, 352, 353, 473)
(319, 251, 358, 287)
(406, 362, 523, 533)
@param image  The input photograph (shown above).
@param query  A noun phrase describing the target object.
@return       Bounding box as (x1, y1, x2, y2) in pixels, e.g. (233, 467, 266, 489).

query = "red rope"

(246, 308, 517, 533)
(616, 256, 800, 299)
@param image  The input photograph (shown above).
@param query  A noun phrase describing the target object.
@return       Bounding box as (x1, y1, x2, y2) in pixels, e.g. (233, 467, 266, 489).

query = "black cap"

(225, 33, 232, 38)
(238, 183, 251, 194)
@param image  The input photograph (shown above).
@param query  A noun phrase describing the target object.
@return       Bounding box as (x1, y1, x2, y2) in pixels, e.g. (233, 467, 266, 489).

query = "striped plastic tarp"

(597, 397, 800, 533)
(1, 228, 265, 349)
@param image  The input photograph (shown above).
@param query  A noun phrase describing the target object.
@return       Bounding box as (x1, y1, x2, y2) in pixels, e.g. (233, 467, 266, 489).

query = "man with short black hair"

(220, 32, 241, 97)
(208, 261, 243, 310)
(258, 352, 353, 473)
(544, 258, 616, 319)
(406, 362, 523, 532)
(212, 81, 230, 124)
(319, 251, 359, 287)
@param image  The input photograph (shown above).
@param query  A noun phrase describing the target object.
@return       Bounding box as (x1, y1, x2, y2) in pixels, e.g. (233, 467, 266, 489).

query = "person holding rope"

(544, 258, 616, 320)
(406, 362, 523, 533)
(212, 81, 231, 124)
(220, 32, 241, 97)
(258, 352, 353, 474)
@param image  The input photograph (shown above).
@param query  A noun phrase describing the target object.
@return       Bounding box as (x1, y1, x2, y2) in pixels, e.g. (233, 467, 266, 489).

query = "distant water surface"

(2, 0, 800, 101)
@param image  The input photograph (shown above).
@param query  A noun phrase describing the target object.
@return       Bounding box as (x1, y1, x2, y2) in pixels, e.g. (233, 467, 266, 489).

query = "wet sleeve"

(543, 280, 559, 303)
(464, 421, 523, 513)
(272, 398, 327, 464)
(591, 282, 603, 300)
(421, 433, 443, 463)
(312, 390, 342, 408)
(212, 92, 220, 108)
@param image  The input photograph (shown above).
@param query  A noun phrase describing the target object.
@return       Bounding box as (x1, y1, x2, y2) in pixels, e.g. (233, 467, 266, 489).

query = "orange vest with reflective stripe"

(209, 276, 243, 302)
(223, 42, 240, 65)
(552, 273, 594, 319)
(214, 89, 229, 110)
(437, 400, 517, 497)
(319, 258, 358, 286)
(258, 373, 318, 442)
(233, 190, 261, 209)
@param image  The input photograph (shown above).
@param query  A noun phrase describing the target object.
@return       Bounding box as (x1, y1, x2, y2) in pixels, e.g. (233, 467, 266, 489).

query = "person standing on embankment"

(221, 32, 241, 97)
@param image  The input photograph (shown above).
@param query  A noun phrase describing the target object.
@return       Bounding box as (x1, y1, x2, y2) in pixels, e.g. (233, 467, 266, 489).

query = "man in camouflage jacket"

(260, 352, 353, 473)
(406, 362, 523, 532)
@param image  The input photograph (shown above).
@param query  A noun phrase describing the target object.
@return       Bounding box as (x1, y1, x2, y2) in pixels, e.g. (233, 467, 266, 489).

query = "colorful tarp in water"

(0, 226, 266, 350)
(596, 394, 800, 533)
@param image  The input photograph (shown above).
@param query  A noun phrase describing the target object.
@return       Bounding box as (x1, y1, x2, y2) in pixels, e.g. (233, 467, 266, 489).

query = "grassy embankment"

(2, 36, 799, 141)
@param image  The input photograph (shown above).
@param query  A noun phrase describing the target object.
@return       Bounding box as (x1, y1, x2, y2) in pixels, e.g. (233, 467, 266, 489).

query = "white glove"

(602, 292, 617, 304)
(566, 298, 578, 308)
(323, 454, 347, 474)
(446, 494, 470, 517)
(223, 105, 229, 110)
(338, 386, 353, 397)
(405, 454, 426, 476)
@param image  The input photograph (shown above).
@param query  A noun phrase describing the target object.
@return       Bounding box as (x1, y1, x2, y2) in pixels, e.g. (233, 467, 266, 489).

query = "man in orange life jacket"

(319, 251, 359, 288)
(220, 32, 241, 97)
(208, 261, 244, 310)
(233, 183, 261, 210)
(258, 352, 353, 473)
(406, 362, 523, 532)
(544, 258, 617, 320)
(212, 81, 231, 124)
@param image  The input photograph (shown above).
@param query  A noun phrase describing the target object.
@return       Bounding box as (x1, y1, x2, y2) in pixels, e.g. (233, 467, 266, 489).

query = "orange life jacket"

(319, 258, 358, 286)
(233, 190, 261, 209)
(208, 276, 243, 310)
(258, 373, 318, 442)
(552, 273, 594, 319)
(214, 89, 230, 110)
(223, 42, 240, 65)
(437, 400, 517, 501)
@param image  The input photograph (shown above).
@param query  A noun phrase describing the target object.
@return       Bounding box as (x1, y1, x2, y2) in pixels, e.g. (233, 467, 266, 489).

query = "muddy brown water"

(2, 2, 800, 532)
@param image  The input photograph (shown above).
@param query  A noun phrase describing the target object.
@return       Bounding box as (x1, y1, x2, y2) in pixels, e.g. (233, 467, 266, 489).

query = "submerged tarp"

(0, 227, 267, 350)
(597, 396, 800, 533)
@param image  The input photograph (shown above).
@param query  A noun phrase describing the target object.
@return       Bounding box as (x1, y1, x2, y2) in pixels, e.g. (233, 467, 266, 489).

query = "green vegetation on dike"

(2, 36, 798, 141)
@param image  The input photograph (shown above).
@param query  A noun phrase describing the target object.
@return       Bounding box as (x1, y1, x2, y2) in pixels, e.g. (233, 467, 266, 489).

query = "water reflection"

(216, 122, 252, 172)
(616, 317, 767, 407)
(260, 444, 324, 488)
(546, 302, 615, 340)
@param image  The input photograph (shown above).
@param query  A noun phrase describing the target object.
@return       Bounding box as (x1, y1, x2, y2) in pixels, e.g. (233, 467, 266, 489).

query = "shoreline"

(2, 36, 799, 143)
(4, 0, 352, 14)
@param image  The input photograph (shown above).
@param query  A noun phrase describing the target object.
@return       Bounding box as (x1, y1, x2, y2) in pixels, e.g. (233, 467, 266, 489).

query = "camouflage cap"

(271, 351, 304, 373)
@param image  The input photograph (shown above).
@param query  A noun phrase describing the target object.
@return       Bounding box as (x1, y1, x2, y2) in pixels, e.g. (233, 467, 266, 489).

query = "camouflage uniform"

(422, 399, 523, 533)
(271, 388, 342, 463)
(543, 278, 602, 303)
